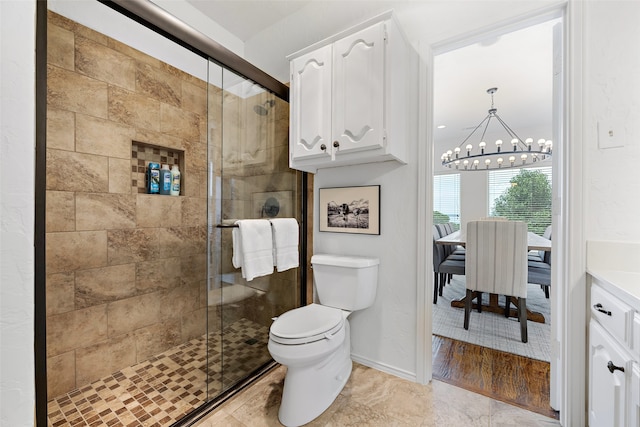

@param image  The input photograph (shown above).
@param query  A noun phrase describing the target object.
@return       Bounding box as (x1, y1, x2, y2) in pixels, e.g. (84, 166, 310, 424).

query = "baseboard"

(350, 354, 417, 383)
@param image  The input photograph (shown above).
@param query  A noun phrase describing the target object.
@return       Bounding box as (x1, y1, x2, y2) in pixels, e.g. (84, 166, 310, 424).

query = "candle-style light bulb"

(495, 139, 503, 152)
(521, 154, 528, 164)
(473, 159, 480, 170)
(463, 159, 469, 170)
(497, 157, 504, 168)
(485, 159, 491, 169)
(537, 138, 546, 149)
(454, 160, 460, 169)
(525, 138, 533, 151)
(479, 141, 486, 154)
(454, 147, 461, 158)
(466, 144, 473, 156)
(545, 140, 553, 153)
(509, 156, 516, 165)
(511, 138, 518, 151)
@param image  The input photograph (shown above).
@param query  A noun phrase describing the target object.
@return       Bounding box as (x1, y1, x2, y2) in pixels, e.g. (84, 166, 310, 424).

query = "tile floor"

(47, 318, 271, 427)
(47, 315, 561, 427)
(195, 363, 562, 427)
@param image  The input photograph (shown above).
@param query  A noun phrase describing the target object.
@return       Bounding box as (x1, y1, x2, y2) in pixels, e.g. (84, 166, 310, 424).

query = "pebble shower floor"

(47, 319, 270, 427)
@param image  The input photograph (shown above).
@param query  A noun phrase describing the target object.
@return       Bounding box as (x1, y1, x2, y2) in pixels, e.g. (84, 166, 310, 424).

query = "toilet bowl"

(268, 254, 379, 427)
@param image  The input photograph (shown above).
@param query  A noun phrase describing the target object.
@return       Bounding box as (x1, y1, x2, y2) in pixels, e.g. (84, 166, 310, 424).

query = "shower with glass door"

(43, 4, 302, 425)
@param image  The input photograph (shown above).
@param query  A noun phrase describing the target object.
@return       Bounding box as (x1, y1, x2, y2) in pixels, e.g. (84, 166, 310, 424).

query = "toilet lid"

(270, 304, 344, 345)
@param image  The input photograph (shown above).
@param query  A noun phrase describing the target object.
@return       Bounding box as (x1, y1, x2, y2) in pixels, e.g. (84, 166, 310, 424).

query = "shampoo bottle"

(159, 164, 171, 195)
(170, 165, 181, 196)
(147, 162, 160, 194)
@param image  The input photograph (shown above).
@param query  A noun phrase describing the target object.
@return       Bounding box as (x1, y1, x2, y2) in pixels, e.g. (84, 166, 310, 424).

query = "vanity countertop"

(587, 240, 640, 309)
(587, 269, 640, 310)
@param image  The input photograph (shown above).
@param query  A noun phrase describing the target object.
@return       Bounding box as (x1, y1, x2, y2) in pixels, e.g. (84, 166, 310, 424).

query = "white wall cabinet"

(589, 278, 640, 427)
(288, 12, 416, 173)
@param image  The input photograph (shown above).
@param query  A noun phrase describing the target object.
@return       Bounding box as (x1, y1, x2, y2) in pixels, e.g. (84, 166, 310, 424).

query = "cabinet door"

(630, 363, 640, 427)
(332, 21, 385, 155)
(590, 320, 630, 427)
(290, 45, 332, 160)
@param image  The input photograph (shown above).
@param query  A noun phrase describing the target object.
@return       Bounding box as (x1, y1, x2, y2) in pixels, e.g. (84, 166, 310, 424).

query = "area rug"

(432, 276, 551, 362)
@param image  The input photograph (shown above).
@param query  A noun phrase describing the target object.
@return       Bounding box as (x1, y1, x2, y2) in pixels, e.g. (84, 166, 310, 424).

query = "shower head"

(253, 99, 276, 116)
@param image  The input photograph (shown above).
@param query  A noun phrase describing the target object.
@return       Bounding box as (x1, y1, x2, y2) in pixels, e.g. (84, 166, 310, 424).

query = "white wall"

(584, 0, 640, 242)
(0, 1, 36, 426)
(460, 172, 489, 227)
(149, 0, 244, 57)
(315, 161, 420, 378)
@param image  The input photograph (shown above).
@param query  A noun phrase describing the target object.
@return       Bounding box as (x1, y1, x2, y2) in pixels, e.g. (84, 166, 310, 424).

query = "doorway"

(428, 12, 564, 415)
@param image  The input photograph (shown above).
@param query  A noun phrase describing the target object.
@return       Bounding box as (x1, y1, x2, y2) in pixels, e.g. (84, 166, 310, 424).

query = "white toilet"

(268, 253, 379, 427)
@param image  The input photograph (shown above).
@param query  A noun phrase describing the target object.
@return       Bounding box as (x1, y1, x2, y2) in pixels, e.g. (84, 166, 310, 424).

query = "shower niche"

(131, 140, 185, 195)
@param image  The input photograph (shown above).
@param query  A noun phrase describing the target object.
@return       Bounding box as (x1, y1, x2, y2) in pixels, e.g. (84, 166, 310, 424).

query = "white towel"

(233, 219, 274, 281)
(269, 218, 299, 272)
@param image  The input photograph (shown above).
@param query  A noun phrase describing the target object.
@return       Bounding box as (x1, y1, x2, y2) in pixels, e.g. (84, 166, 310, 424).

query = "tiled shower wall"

(45, 11, 214, 399)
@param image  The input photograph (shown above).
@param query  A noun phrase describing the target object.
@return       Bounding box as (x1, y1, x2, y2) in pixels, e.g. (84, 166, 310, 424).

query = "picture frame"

(318, 185, 380, 235)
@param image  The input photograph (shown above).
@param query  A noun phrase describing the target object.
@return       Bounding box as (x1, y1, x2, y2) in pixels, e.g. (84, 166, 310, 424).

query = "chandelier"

(440, 87, 552, 171)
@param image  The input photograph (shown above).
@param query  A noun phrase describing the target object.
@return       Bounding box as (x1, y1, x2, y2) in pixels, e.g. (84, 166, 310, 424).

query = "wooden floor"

(432, 335, 559, 420)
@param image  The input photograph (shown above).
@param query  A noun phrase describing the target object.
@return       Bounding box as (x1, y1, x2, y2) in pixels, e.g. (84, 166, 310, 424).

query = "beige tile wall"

(45, 11, 212, 399)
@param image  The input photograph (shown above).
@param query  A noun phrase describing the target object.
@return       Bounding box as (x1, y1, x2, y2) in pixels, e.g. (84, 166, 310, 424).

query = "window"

(433, 173, 460, 230)
(488, 166, 552, 234)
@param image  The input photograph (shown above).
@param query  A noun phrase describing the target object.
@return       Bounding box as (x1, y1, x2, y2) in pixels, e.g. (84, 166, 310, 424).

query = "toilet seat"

(270, 304, 344, 345)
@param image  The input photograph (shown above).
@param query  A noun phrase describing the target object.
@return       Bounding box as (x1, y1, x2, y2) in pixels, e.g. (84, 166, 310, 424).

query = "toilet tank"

(311, 254, 379, 311)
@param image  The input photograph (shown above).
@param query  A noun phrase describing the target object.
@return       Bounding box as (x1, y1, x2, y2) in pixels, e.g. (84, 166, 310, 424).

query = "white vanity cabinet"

(589, 277, 640, 427)
(288, 12, 416, 173)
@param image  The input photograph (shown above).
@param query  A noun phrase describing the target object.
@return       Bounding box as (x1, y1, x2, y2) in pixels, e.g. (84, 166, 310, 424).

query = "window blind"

(433, 173, 460, 230)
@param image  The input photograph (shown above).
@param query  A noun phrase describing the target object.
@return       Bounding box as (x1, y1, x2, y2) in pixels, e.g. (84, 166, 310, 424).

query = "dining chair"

(464, 220, 529, 342)
(434, 224, 464, 289)
(432, 226, 465, 304)
(528, 225, 552, 298)
(435, 224, 464, 259)
(445, 222, 466, 256)
(528, 225, 552, 262)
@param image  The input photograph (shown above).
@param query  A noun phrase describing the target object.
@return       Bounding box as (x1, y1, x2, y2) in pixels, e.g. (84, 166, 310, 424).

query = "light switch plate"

(598, 120, 625, 149)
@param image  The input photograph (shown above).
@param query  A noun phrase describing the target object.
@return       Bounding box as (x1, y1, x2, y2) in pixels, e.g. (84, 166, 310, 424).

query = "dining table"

(435, 229, 552, 323)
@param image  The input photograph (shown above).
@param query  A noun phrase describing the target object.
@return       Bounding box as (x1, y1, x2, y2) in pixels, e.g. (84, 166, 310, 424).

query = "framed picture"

(319, 185, 380, 235)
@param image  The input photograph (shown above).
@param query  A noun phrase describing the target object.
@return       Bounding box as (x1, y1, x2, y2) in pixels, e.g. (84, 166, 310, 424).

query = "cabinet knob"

(607, 360, 625, 374)
(333, 141, 340, 148)
(320, 144, 327, 151)
(594, 303, 612, 316)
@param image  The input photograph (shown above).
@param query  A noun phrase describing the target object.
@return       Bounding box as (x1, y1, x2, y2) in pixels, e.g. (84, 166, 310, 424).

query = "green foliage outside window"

(433, 211, 450, 224)
(492, 170, 552, 235)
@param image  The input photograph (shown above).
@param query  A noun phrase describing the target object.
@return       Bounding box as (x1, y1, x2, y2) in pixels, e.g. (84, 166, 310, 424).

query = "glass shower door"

(207, 65, 301, 394)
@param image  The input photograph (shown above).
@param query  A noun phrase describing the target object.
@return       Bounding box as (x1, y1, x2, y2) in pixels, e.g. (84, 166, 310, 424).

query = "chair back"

(465, 220, 528, 298)
(539, 225, 552, 263)
(434, 223, 452, 257)
(432, 226, 445, 269)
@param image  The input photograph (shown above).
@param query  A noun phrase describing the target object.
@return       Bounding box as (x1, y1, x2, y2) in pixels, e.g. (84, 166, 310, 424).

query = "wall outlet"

(598, 120, 625, 149)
